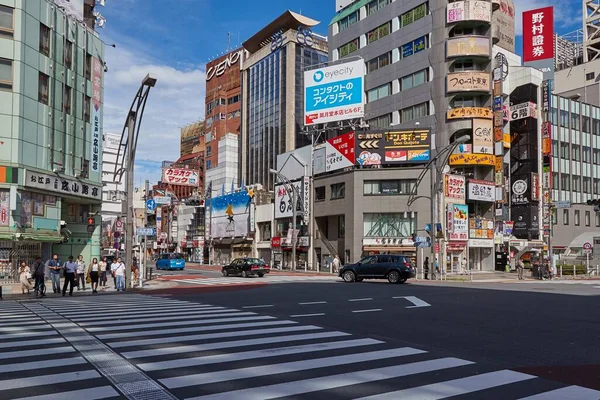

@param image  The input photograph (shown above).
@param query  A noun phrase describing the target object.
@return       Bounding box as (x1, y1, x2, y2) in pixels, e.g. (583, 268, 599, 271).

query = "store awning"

(21, 233, 63, 242)
(363, 246, 416, 252)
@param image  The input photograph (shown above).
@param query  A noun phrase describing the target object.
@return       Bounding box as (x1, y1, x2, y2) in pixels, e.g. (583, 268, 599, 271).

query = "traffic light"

(87, 217, 94, 225)
(87, 217, 95, 233)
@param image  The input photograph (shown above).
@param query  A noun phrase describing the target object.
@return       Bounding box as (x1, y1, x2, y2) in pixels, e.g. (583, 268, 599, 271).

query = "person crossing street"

(62, 256, 78, 297)
(47, 254, 61, 293)
(31, 256, 46, 298)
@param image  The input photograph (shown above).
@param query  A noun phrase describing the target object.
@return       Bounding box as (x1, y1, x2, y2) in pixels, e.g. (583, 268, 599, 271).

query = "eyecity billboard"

(304, 59, 365, 126)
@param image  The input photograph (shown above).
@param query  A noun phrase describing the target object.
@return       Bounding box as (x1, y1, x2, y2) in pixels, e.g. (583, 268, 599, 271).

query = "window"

(0, 5, 14, 38)
(586, 211, 591, 226)
(552, 140, 559, 156)
(331, 183, 345, 199)
(560, 143, 569, 159)
(364, 213, 416, 237)
(368, 0, 390, 15)
(575, 210, 580, 226)
(401, 102, 429, 122)
(595, 178, 600, 195)
(38, 72, 49, 104)
(338, 215, 345, 238)
(595, 149, 600, 165)
(367, 113, 391, 128)
(339, 10, 358, 31)
(83, 95, 90, 122)
(593, 118, 600, 135)
(583, 146, 591, 163)
(584, 177, 591, 193)
(553, 172, 559, 188)
(39, 23, 50, 57)
(573, 176, 581, 192)
(583, 116, 591, 132)
(364, 180, 417, 195)
(563, 209, 569, 225)
(586, 72, 595, 81)
(64, 40, 73, 70)
(453, 60, 475, 71)
(571, 113, 580, 130)
(401, 3, 427, 27)
(227, 95, 240, 105)
(597, 213, 600, 227)
(367, 21, 391, 44)
(63, 85, 71, 114)
(560, 110, 568, 127)
(339, 38, 359, 58)
(0, 58, 12, 91)
(572, 145, 580, 161)
(452, 96, 475, 108)
(366, 52, 391, 73)
(85, 54, 92, 80)
(401, 69, 427, 91)
(367, 83, 391, 102)
(206, 160, 212, 170)
(315, 186, 325, 202)
(206, 145, 212, 156)
(560, 174, 570, 191)
(218, 112, 226, 120)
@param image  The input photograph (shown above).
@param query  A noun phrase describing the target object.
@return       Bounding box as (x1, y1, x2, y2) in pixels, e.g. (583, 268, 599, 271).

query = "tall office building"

(240, 11, 328, 190)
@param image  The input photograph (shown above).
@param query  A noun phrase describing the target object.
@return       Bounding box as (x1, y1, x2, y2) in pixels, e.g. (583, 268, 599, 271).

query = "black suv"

(339, 254, 416, 284)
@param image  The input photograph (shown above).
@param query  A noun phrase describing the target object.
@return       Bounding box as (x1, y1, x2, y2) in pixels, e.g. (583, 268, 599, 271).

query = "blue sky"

(99, 0, 583, 187)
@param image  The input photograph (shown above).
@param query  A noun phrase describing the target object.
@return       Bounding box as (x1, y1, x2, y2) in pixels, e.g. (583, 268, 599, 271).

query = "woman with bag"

(19, 261, 33, 294)
(87, 258, 101, 293)
(98, 257, 108, 290)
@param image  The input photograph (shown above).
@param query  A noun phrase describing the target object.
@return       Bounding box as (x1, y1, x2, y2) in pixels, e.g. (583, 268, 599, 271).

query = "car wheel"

(388, 270, 400, 284)
(222, 269, 228, 277)
(257, 273, 264, 277)
(242, 270, 249, 278)
(342, 271, 356, 282)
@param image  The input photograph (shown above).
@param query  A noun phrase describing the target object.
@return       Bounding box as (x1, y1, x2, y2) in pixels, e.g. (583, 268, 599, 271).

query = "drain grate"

(21, 302, 178, 400)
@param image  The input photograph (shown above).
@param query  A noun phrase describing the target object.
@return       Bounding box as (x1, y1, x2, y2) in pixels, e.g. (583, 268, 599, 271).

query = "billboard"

(444, 174, 466, 204)
(274, 180, 304, 219)
(508, 102, 537, 121)
(162, 167, 200, 186)
(355, 129, 431, 166)
(446, 37, 490, 58)
(467, 179, 495, 202)
(209, 190, 251, 238)
(449, 153, 495, 166)
(493, 0, 516, 52)
(55, 0, 84, 22)
(304, 59, 365, 126)
(447, 72, 491, 92)
(325, 131, 355, 172)
(447, 1, 492, 23)
(522, 7, 554, 63)
(91, 57, 103, 173)
(472, 118, 493, 154)
(447, 203, 469, 241)
(447, 107, 492, 120)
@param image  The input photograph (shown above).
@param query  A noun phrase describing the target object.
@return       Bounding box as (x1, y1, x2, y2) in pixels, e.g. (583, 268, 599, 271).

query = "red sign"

(522, 7, 554, 62)
(271, 237, 281, 248)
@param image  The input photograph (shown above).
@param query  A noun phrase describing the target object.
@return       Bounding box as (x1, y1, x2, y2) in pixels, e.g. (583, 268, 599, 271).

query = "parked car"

(339, 254, 416, 284)
(155, 253, 185, 270)
(222, 258, 270, 278)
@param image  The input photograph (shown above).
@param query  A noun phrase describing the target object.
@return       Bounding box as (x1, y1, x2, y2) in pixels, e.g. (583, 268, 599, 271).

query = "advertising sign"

(325, 131, 355, 172)
(355, 130, 431, 166)
(447, 72, 491, 93)
(444, 174, 466, 203)
(522, 7, 554, 63)
(55, 0, 84, 21)
(509, 102, 537, 121)
(401, 36, 427, 58)
(274, 181, 303, 219)
(447, 1, 492, 23)
(512, 178, 529, 205)
(91, 57, 103, 173)
(447, 107, 492, 120)
(271, 237, 281, 248)
(25, 170, 101, 200)
(0, 190, 9, 226)
(206, 50, 243, 82)
(304, 60, 365, 126)
(468, 179, 495, 202)
(449, 153, 495, 166)
(531, 173, 540, 201)
(493, 0, 516, 52)
(303, 176, 310, 225)
(446, 36, 490, 58)
(472, 118, 493, 154)
(162, 168, 199, 186)
(154, 196, 172, 206)
(210, 190, 251, 238)
(449, 204, 469, 241)
(495, 155, 503, 172)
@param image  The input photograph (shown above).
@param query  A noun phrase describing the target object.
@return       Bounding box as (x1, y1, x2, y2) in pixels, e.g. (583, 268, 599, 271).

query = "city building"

(205, 133, 239, 196)
(0, 0, 105, 272)
(180, 120, 204, 157)
(240, 10, 328, 190)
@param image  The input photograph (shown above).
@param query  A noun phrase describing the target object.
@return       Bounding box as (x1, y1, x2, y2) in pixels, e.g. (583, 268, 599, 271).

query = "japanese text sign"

(472, 118, 493, 154)
(444, 174, 466, 203)
(449, 204, 469, 241)
(326, 131, 355, 172)
(162, 168, 199, 186)
(24, 170, 101, 200)
(468, 179, 495, 202)
(90, 57, 103, 173)
(522, 6, 554, 62)
(304, 59, 365, 126)
(447, 72, 490, 92)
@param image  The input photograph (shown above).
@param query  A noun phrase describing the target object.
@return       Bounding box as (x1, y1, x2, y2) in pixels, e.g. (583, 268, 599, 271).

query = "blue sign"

(413, 36, 426, 53)
(145, 199, 156, 211)
(402, 43, 413, 58)
(493, 96, 502, 111)
(136, 227, 155, 236)
(305, 77, 363, 112)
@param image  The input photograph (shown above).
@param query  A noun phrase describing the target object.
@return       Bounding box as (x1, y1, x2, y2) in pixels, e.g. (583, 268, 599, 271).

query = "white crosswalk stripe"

(171, 274, 337, 286)
(1, 295, 598, 400)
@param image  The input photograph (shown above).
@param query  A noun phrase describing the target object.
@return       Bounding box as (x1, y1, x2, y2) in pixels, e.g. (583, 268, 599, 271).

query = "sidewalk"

(185, 263, 336, 276)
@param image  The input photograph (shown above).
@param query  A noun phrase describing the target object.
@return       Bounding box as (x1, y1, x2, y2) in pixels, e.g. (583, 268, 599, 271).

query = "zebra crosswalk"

(171, 274, 338, 286)
(1, 294, 599, 399)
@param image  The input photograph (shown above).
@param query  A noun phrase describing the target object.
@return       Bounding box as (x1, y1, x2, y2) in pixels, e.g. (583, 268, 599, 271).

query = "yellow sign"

(446, 107, 492, 120)
(495, 156, 503, 172)
(447, 72, 491, 93)
(446, 36, 490, 58)
(503, 133, 511, 148)
(449, 153, 495, 166)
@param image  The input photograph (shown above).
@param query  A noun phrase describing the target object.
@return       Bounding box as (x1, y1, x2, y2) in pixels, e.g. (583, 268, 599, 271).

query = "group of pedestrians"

(18, 254, 128, 297)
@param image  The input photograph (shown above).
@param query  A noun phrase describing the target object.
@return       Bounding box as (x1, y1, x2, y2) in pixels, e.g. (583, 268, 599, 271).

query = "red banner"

(271, 237, 281, 248)
(522, 6, 554, 63)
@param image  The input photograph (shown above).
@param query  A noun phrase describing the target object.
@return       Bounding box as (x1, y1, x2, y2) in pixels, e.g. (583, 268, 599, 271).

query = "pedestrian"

(112, 257, 126, 291)
(131, 257, 139, 286)
(76, 255, 87, 290)
(332, 255, 340, 273)
(99, 257, 108, 290)
(517, 259, 524, 280)
(19, 261, 33, 294)
(46, 254, 61, 293)
(62, 256, 78, 297)
(434, 257, 440, 275)
(32, 256, 46, 298)
(88, 258, 100, 293)
(424, 257, 429, 280)
(461, 256, 468, 274)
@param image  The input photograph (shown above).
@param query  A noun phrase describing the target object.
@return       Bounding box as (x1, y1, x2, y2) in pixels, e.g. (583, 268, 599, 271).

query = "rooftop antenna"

(226, 31, 231, 52)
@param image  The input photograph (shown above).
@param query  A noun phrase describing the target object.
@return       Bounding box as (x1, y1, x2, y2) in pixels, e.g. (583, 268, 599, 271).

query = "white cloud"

(513, 0, 582, 36)
(102, 36, 205, 186)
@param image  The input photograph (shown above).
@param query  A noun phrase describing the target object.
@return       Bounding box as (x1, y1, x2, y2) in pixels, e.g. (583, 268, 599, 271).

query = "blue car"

(156, 253, 185, 270)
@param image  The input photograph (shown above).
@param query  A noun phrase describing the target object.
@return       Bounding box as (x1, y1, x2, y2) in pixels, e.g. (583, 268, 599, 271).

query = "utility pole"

(429, 132, 438, 280)
(124, 113, 135, 290)
(291, 183, 297, 271)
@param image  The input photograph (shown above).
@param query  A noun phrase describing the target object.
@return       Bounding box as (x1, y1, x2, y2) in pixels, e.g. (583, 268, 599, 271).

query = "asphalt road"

(1, 279, 599, 399)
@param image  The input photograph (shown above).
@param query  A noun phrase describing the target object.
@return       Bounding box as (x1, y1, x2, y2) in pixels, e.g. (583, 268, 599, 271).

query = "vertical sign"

(302, 176, 310, 225)
(522, 6, 554, 80)
(0, 190, 9, 226)
(91, 57, 103, 173)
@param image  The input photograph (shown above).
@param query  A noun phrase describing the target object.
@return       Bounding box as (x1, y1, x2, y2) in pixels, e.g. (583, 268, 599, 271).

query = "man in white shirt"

(62, 256, 78, 296)
(112, 257, 126, 291)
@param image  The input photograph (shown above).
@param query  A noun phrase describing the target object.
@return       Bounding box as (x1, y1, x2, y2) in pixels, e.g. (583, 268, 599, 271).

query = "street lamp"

(270, 169, 299, 271)
(113, 73, 157, 289)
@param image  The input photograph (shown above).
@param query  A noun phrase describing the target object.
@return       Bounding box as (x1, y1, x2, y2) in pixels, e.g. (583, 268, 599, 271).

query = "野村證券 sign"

(522, 6, 554, 62)
(304, 59, 365, 126)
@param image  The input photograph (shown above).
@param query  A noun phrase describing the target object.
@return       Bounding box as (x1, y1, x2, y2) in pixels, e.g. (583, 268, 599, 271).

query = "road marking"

(518, 385, 600, 399)
(187, 357, 474, 400)
(349, 298, 373, 302)
(242, 304, 274, 309)
(79, 311, 250, 327)
(0, 357, 87, 373)
(291, 313, 326, 317)
(65, 304, 220, 318)
(0, 346, 75, 360)
(161, 346, 419, 389)
(594, 286, 600, 289)
(0, 337, 65, 349)
(72, 307, 235, 322)
(357, 370, 535, 399)
(124, 331, 346, 360)
(299, 301, 327, 305)
(352, 309, 382, 313)
(394, 296, 431, 308)
(111, 325, 325, 349)
(10, 386, 120, 400)
(0, 370, 100, 391)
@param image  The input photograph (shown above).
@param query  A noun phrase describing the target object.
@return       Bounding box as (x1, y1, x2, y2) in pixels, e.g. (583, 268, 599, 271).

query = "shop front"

(362, 238, 417, 262)
(468, 238, 495, 271)
(446, 241, 467, 272)
(281, 236, 309, 270)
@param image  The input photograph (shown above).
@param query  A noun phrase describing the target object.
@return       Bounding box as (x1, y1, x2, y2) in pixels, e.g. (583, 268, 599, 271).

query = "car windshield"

(243, 258, 263, 264)
(171, 253, 184, 260)
(359, 256, 376, 264)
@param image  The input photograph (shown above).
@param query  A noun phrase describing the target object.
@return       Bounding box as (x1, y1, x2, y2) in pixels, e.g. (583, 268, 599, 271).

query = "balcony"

(446, 36, 491, 59)
(446, 71, 491, 94)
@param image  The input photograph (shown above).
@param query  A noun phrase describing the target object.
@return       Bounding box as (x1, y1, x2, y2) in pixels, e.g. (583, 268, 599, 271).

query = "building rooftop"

(242, 10, 319, 53)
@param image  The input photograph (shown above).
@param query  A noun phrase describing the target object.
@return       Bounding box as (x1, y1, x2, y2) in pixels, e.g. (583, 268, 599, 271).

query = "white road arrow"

(393, 296, 431, 308)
